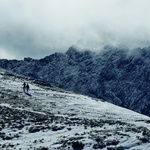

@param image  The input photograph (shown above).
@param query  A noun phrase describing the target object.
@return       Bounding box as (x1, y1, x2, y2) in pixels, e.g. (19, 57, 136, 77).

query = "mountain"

(0, 46, 150, 117)
(0, 69, 150, 150)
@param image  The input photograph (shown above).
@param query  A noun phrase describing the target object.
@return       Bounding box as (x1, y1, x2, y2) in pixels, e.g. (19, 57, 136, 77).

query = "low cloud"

(0, 0, 150, 59)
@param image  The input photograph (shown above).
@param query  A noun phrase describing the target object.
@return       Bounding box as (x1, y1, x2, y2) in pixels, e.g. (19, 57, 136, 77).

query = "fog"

(0, 0, 150, 59)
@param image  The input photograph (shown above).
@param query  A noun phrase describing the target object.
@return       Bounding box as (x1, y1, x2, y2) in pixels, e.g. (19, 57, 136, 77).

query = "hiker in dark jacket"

(26, 83, 29, 93)
(23, 82, 26, 93)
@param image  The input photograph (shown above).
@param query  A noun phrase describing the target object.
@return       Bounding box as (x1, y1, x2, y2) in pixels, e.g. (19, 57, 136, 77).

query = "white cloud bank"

(0, 0, 150, 59)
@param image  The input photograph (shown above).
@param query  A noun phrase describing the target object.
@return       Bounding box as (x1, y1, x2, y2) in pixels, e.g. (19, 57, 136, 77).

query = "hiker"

(26, 83, 29, 93)
(23, 82, 26, 93)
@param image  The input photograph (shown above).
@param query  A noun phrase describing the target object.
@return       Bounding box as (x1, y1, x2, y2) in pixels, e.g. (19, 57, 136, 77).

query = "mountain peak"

(66, 46, 80, 55)
(24, 57, 33, 62)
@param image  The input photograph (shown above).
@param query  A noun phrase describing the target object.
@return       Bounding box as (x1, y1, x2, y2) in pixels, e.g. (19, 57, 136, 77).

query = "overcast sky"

(0, 0, 150, 59)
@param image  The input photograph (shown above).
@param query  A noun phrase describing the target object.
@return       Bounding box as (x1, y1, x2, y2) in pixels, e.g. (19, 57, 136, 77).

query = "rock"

(72, 141, 84, 150)
(138, 137, 149, 143)
(93, 142, 106, 149)
(142, 128, 150, 137)
(36, 147, 49, 150)
(106, 139, 119, 146)
(107, 146, 124, 150)
(28, 125, 46, 133)
(51, 125, 65, 131)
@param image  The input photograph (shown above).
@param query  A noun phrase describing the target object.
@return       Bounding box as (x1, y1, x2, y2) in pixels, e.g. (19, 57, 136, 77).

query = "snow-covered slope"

(0, 70, 150, 150)
(0, 46, 150, 117)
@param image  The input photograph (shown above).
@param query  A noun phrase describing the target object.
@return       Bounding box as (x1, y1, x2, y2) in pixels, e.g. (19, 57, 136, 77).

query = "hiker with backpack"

(23, 82, 30, 93)
(26, 83, 29, 93)
(23, 82, 26, 93)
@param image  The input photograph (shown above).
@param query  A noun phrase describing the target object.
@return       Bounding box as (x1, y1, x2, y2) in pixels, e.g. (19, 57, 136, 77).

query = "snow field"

(0, 71, 150, 150)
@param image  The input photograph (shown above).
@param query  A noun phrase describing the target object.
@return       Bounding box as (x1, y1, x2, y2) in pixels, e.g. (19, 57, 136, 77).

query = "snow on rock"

(1, 46, 150, 117)
(0, 70, 150, 150)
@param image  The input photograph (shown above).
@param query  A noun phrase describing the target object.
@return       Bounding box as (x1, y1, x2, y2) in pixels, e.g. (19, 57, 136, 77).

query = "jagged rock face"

(0, 46, 150, 116)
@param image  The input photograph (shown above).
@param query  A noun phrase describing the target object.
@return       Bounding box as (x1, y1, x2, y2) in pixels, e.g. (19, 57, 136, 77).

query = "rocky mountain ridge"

(0, 46, 150, 116)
